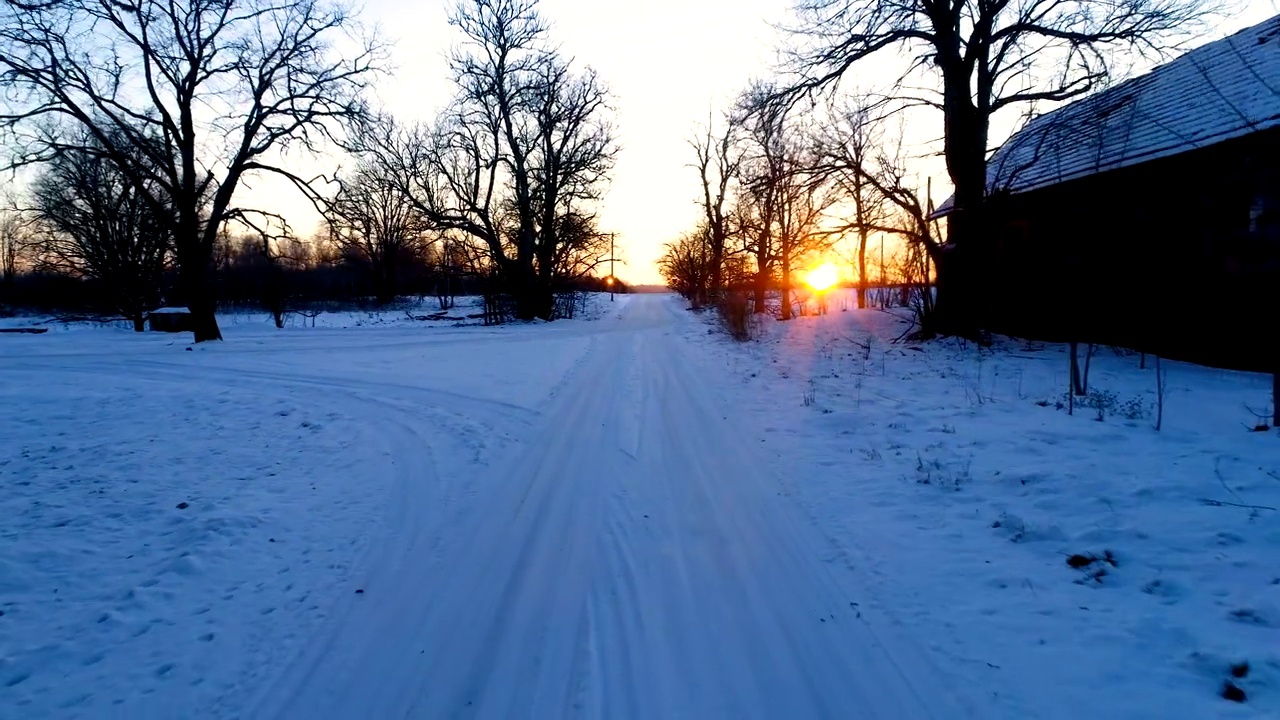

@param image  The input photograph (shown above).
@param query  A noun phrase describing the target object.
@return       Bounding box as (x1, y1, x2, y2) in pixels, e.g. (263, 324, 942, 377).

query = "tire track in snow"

(573, 298, 957, 718)
(251, 325, 626, 719)
(3, 354, 481, 719)
(23, 357, 541, 422)
(250, 296, 968, 719)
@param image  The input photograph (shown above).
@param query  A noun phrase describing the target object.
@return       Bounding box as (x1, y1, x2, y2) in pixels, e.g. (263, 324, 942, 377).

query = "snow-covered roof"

(942, 14, 1280, 213)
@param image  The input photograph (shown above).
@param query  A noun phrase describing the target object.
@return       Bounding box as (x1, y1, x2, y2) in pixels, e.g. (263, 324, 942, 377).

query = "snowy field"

(1, 291, 1277, 718)
(678, 289, 1280, 719)
(0, 299, 608, 717)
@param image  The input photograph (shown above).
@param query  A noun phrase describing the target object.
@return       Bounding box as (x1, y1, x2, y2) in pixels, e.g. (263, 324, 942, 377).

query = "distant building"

(951, 14, 1280, 371)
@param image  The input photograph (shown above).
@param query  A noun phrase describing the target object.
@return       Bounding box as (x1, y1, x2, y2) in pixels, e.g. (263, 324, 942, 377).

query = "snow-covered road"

(10, 292, 1278, 718)
(248, 296, 958, 719)
(2, 295, 969, 718)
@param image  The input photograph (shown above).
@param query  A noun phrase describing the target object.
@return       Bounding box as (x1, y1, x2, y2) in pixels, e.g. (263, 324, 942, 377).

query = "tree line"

(661, 91, 942, 328)
(0, 0, 617, 340)
(660, 0, 1213, 338)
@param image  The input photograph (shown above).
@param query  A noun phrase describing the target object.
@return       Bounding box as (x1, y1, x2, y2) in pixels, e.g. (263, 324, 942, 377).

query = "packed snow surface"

(2, 292, 1277, 718)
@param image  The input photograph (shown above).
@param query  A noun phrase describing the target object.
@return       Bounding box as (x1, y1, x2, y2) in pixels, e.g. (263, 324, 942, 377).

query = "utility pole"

(609, 232, 615, 302)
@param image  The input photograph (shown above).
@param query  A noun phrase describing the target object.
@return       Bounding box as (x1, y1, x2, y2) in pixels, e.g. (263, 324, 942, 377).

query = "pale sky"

(256, 0, 1279, 285)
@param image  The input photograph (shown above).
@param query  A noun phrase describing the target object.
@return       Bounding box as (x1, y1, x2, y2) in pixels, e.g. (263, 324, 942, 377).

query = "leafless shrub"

(552, 290, 589, 320)
(717, 291, 754, 341)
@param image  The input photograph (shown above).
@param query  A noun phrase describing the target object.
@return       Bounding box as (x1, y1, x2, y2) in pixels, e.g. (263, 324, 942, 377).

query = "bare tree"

(325, 162, 431, 305)
(0, 207, 26, 294)
(815, 97, 893, 309)
(826, 125, 943, 331)
(430, 234, 472, 311)
(779, 0, 1218, 333)
(658, 226, 713, 304)
(531, 58, 615, 306)
(773, 155, 838, 321)
(735, 175, 778, 316)
(739, 83, 844, 320)
(691, 116, 743, 305)
(549, 211, 611, 287)
(0, 0, 383, 341)
(29, 139, 171, 330)
(358, 0, 615, 321)
(734, 85, 787, 316)
(217, 231, 302, 329)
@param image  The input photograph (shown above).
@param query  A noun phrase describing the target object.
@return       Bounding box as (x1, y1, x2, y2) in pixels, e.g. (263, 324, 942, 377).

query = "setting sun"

(805, 262, 840, 293)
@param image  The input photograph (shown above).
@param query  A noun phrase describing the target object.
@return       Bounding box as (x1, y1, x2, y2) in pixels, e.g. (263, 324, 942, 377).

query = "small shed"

(148, 307, 193, 333)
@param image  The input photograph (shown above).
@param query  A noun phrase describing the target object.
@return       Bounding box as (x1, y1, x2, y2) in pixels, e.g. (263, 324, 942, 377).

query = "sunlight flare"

(805, 262, 840, 293)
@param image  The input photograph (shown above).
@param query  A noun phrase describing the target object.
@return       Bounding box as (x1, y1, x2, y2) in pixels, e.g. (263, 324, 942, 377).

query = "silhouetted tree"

(29, 139, 172, 330)
(815, 97, 893, 309)
(0, 0, 383, 341)
(325, 162, 430, 305)
(691, 117, 743, 305)
(658, 226, 713, 303)
(736, 83, 837, 320)
(550, 212, 612, 287)
(355, 0, 616, 320)
(779, 0, 1217, 334)
(0, 208, 26, 295)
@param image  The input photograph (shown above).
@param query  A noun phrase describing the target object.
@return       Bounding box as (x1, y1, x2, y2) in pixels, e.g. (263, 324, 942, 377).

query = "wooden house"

(956, 15, 1280, 371)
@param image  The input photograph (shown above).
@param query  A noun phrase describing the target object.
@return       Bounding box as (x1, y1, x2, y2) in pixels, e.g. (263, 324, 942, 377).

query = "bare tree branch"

(0, 0, 386, 340)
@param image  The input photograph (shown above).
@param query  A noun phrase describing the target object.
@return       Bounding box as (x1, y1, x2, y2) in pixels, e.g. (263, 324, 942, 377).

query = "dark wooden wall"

(969, 127, 1280, 372)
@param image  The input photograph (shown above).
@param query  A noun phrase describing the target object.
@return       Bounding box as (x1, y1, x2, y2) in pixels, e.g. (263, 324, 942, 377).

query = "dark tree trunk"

(934, 53, 990, 339)
(188, 295, 222, 342)
(375, 255, 397, 305)
(753, 271, 768, 314)
(709, 240, 724, 301)
(174, 195, 221, 342)
(535, 285, 554, 320)
(936, 211, 981, 338)
(510, 266, 553, 321)
(517, 288, 554, 321)
(132, 314, 146, 333)
(1082, 343, 1095, 394)
(180, 257, 222, 343)
(780, 256, 792, 321)
(1070, 341, 1085, 396)
(707, 215, 727, 302)
(857, 227, 869, 309)
(513, 288, 536, 320)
